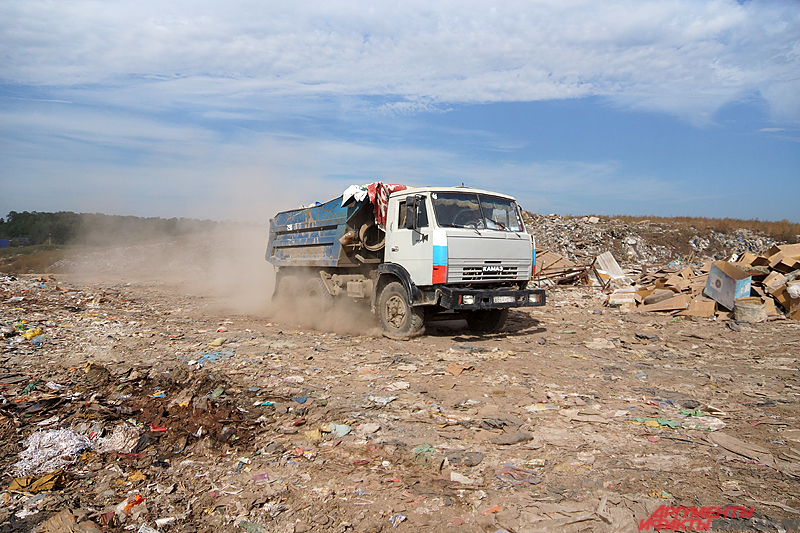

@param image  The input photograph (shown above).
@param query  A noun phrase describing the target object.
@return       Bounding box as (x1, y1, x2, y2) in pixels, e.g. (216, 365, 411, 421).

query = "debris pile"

(594, 243, 800, 321)
(533, 225, 799, 321)
(524, 213, 778, 266)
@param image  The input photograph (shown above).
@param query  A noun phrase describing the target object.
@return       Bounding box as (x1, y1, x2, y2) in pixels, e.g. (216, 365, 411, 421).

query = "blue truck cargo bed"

(266, 196, 366, 268)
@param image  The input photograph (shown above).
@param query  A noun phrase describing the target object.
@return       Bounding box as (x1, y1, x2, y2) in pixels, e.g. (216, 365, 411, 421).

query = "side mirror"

(404, 197, 417, 229)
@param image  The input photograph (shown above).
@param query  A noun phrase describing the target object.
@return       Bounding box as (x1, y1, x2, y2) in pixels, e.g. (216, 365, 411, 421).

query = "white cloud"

(0, 105, 685, 221)
(2, 0, 799, 121)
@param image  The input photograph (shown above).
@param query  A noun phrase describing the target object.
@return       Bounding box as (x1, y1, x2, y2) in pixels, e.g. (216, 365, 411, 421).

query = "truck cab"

(374, 187, 544, 337)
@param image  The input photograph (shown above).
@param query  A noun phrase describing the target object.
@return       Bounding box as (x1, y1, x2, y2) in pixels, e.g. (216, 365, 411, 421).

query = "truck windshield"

(430, 192, 524, 232)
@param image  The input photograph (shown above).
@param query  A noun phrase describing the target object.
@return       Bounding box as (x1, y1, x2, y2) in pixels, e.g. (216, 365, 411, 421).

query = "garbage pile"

(533, 229, 799, 322)
(598, 244, 799, 321)
(524, 213, 778, 266)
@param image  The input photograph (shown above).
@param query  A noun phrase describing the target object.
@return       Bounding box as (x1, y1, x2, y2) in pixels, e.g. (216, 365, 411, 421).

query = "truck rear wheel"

(378, 281, 424, 340)
(466, 309, 508, 333)
(276, 275, 301, 299)
(305, 277, 334, 308)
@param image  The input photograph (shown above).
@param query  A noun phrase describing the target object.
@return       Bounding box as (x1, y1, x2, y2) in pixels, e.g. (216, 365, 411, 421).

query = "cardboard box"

(737, 252, 757, 266)
(765, 298, 779, 316)
(677, 299, 716, 318)
(771, 243, 800, 259)
(639, 293, 691, 312)
(774, 258, 800, 274)
(791, 301, 800, 321)
(664, 274, 689, 292)
(608, 288, 637, 306)
(750, 255, 771, 267)
(763, 270, 784, 288)
(765, 244, 800, 259)
(703, 261, 751, 311)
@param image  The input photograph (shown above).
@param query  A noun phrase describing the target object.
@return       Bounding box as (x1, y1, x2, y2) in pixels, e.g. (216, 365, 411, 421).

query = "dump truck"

(266, 183, 546, 338)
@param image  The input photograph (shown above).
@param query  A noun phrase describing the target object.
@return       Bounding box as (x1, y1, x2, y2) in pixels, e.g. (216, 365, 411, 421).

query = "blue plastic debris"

(194, 350, 235, 366)
(292, 396, 309, 404)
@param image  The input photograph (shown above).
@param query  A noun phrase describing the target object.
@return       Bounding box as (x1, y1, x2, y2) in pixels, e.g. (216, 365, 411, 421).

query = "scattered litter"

(445, 363, 474, 376)
(413, 443, 435, 465)
(450, 472, 475, 484)
(14, 429, 93, 476)
(525, 403, 560, 412)
(388, 513, 407, 527)
(496, 464, 542, 486)
(366, 394, 397, 406)
(194, 350, 235, 366)
(8, 469, 70, 493)
(382, 381, 410, 391)
(322, 423, 352, 438)
(682, 417, 726, 431)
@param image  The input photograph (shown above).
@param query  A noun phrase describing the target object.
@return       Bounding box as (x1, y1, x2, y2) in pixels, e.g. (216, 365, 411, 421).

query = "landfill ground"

(1, 238, 800, 533)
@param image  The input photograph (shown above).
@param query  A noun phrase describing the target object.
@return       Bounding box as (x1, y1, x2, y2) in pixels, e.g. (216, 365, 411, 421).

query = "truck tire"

(466, 309, 509, 333)
(305, 277, 334, 308)
(276, 275, 301, 298)
(378, 281, 424, 340)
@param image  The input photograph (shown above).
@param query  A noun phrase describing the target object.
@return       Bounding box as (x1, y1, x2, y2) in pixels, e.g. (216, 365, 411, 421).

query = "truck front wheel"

(378, 282, 424, 340)
(466, 309, 509, 333)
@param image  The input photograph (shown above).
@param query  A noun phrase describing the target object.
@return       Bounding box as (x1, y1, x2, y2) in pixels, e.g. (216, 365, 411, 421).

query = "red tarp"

(366, 182, 407, 228)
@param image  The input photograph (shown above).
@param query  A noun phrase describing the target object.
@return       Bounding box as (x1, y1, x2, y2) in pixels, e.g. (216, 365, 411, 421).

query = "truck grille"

(447, 260, 528, 283)
(459, 266, 518, 281)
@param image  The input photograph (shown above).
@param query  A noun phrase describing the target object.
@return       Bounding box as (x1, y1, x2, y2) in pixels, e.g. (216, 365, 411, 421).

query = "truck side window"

(397, 200, 429, 228)
(398, 201, 407, 228)
(417, 202, 429, 228)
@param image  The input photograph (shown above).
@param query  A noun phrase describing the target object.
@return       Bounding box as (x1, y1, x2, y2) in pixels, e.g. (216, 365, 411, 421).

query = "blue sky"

(1, 0, 799, 223)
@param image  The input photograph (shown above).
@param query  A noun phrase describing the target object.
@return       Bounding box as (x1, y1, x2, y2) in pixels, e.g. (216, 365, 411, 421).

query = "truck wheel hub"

(386, 295, 407, 327)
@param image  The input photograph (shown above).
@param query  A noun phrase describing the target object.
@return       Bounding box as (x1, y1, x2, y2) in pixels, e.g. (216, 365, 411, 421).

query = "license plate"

(493, 295, 515, 304)
(483, 265, 503, 272)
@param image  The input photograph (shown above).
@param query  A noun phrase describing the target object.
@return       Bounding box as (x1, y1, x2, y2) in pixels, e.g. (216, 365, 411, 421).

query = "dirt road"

(1, 248, 799, 532)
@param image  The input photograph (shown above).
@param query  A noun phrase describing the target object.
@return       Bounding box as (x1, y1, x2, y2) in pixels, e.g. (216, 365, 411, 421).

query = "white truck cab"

(373, 187, 544, 338)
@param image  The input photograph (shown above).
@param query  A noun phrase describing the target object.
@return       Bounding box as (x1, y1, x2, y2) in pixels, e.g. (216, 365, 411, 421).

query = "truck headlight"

(462, 295, 475, 305)
(528, 293, 541, 303)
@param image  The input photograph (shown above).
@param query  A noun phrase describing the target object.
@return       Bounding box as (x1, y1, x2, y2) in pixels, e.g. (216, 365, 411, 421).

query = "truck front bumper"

(438, 286, 546, 310)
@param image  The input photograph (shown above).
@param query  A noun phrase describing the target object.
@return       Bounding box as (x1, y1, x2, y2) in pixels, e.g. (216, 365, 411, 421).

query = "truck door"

(385, 195, 433, 286)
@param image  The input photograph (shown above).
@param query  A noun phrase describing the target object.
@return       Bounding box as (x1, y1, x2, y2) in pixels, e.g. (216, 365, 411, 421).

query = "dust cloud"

(269, 292, 382, 337)
(58, 219, 382, 336)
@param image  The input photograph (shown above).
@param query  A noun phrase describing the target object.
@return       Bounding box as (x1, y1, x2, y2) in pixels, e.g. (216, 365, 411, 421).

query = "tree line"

(0, 211, 222, 246)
